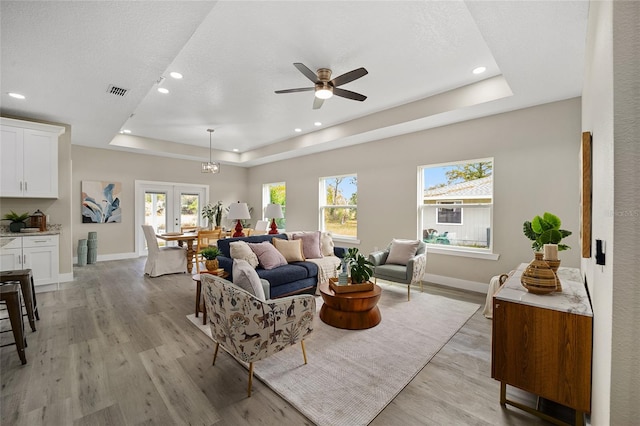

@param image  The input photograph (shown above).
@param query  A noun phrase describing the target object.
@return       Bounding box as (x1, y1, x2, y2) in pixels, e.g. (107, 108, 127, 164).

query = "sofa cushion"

(273, 238, 305, 262)
(232, 259, 266, 300)
(256, 264, 310, 287)
(320, 232, 335, 257)
(293, 231, 323, 259)
(218, 233, 287, 258)
(386, 239, 420, 266)
(249, 241, 288, 270)
(230, 241, 259, 268)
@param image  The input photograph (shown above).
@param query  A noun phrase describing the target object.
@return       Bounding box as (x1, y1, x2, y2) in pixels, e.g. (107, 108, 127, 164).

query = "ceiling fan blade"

(331, 67, 368, 87)
(333, 87, 367, 101)
(275, 87, 314, 94)
(293, 63, 319, 83)
(313, 96, 324, 110)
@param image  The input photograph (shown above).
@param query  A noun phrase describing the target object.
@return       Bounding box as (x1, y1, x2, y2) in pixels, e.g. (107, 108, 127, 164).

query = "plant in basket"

(200, 246, 221, 271)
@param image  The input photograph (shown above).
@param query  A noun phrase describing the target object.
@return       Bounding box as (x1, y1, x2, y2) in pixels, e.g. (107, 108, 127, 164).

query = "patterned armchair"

(200, 274, 315, 396)
(368, 240, 427, 301)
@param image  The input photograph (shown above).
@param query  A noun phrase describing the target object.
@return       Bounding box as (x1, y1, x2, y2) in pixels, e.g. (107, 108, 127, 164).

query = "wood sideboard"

(491, 264, 592, 426)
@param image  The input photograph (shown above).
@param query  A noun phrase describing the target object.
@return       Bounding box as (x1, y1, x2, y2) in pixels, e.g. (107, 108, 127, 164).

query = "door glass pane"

(180, 193, 199, 231)
(145, 191, 167, 248)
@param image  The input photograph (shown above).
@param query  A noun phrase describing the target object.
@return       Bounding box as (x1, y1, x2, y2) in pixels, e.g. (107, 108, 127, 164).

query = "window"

(420, 159, 493, 252)
(262, 182, 286, 230)
(319, 174, 357, 239)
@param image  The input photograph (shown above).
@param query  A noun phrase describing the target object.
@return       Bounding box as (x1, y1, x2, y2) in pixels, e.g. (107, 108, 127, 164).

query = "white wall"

(71, 146, 248, 258)
(248, 98, 581, 289)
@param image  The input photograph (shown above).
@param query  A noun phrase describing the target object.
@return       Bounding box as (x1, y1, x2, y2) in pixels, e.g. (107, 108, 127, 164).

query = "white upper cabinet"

(0, 118, 65, 198)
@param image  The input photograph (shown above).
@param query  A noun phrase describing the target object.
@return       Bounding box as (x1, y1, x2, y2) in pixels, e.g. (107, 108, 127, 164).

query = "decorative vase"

(544, 259, 562, 291)
(521, 252, 558, 295)
(9, 221, 26, 232)
(205, 259, 219, 271)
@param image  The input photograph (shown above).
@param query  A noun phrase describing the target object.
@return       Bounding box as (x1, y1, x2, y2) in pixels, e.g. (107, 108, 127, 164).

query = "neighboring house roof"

(424, 175, 493, 199)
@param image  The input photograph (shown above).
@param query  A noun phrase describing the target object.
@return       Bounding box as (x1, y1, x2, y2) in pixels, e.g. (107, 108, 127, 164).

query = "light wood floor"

(0, 258, 551, 425)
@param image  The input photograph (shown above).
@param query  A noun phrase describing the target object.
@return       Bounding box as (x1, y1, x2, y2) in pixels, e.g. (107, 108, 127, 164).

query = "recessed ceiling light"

(8, 92, 26, 99)
(157, 87, 169, 94)
(472, 66, 487, 75)
(233, 148, 239, 152)
(294, 128, 302, 132)
(169, 72, 183, 79)
(314, 122, 322, 127)
(121, 129, 131, 134)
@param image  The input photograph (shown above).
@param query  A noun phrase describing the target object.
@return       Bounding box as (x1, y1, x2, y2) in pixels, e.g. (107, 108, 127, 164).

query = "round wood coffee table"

(318, 281, 382, 330)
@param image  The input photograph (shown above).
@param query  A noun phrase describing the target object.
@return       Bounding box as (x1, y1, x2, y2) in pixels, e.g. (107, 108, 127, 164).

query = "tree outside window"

(320, 174, 357, 238)
(420, 160, 493, 250)
(262, 182, 286, 229)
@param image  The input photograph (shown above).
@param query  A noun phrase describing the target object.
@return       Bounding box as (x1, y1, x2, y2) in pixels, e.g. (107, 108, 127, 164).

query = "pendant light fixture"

(201, 128, 220, 174)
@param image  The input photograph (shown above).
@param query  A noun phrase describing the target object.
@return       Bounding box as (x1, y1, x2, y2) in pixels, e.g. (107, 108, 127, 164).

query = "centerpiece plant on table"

(202, 201, 223, 229)
(343, 247, 374, 284)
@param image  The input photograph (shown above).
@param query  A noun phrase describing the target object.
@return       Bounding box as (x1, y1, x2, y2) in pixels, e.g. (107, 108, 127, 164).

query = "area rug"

(187, 283, 479, 426)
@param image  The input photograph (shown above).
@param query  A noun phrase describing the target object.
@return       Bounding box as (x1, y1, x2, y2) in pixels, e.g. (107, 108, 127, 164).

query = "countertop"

(0, 224, 61, 237)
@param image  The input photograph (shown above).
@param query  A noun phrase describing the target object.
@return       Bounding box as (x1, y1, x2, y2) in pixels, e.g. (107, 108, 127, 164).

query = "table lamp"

(265, 203, 284, 234)
(228, 202, 251, 237)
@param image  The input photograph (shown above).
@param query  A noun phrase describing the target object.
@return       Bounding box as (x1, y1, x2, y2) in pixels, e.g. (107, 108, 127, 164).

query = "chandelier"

(201, 129, 220, 174)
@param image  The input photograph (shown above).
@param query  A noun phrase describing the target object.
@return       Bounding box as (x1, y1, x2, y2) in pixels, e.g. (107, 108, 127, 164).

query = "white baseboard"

(59, 272, 74, 283)
(422, 273, 488, 294)
(73, 252, 138, 264)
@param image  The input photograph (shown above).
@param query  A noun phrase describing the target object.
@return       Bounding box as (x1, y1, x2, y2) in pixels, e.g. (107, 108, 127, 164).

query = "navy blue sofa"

(217, 233, 344, 298)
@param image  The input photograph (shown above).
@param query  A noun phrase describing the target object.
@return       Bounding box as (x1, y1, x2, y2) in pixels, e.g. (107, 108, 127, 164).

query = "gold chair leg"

(301, 340, 308, 364)
(212, 342, 219, 365)
(247, 362, 254, 397)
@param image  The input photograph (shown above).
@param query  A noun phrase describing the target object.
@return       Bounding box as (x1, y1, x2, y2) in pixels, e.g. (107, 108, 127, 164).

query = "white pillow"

(232, 259, 266, 300)
(230, 241, 259, 268)
(386, 239, 420, 266)
(320, 232, 335, 257)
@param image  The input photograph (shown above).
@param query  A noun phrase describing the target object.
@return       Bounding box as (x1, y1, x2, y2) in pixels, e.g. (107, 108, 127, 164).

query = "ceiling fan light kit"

(276, 62, 368, 109)
(201, 128, 221, 174)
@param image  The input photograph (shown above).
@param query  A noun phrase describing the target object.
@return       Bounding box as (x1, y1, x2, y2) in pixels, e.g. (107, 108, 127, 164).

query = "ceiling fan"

(275, 63, 368, 109)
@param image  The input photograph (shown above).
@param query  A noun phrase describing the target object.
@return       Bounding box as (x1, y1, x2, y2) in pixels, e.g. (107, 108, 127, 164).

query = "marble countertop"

(495, 262, 592, 317)
(0, 224, 61, 237)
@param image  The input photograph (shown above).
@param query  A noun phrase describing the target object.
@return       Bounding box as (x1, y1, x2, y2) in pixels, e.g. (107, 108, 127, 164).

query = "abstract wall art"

(82, 180, 122, 223)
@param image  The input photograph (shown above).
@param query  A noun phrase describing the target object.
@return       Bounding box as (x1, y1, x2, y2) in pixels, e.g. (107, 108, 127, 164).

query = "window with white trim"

(262, 182, 286, 230)
(319, 174, 357, 239)
(420, 159, 493, 251)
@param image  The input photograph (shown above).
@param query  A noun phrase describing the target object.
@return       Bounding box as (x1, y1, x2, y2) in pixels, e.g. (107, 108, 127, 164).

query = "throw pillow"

(293, 231, 323, 259)
(230, 241, 259, 268)
(320, 231, 335, 257)
(232, 259, 266, 300)
(248, 242, 288, 270)
(273, 238, 305, 263)
(386, 239, 420, 266)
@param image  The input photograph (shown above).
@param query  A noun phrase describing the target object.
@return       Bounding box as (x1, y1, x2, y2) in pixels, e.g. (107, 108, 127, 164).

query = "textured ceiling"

(0, 1, 589, 167)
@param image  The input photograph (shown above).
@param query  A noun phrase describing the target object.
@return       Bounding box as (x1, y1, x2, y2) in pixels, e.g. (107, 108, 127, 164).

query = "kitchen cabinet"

(0, 235, 59, 287)
(0, 118, 65, 198)
(492, 264, 592, 425)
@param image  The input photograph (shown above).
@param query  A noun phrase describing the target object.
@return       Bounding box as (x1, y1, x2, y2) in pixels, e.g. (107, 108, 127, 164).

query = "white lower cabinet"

(0, 235, 59, 286)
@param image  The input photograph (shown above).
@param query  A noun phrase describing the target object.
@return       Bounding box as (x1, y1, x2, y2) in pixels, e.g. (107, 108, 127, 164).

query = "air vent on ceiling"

(106, 85, 129, 97)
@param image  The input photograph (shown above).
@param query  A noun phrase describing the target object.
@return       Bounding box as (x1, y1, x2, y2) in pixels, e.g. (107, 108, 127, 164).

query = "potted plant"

(200, 246, 221, 271)
(202, 201, 223, 229)
(523, 212, 572, 252)
(343, 247, 374, 284)
(2, 210, 30, 232)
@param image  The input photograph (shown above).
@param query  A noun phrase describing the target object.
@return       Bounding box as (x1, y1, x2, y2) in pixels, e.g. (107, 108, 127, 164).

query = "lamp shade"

(264, 203, 284, 219)
(228, 202, 251, 220)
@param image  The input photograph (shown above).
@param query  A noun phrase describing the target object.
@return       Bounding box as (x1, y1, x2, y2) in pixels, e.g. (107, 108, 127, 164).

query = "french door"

(135, 181, 208, 255)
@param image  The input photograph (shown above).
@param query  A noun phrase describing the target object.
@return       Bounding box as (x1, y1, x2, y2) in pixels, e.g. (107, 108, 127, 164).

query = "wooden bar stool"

(0, 269, 39, 332)
(0, 284, 27, 364)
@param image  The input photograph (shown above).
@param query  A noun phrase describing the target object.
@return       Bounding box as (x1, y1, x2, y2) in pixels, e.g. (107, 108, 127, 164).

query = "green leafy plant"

(343, 247, 374, 284)
(2, 211, 30, 223)
(523, 212, 572, 252)
(199, 246, 220, 260)
(202, 201, 223, 227)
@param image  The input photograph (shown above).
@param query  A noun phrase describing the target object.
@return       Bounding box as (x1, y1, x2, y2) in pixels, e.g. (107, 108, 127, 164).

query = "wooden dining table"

(155, 232, 198, 274)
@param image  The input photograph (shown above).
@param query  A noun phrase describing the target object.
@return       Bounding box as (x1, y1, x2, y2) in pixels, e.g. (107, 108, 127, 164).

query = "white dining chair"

(141, 225, 187, 277)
